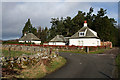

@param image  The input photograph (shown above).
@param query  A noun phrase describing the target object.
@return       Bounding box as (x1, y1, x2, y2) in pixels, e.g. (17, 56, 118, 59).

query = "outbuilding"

(48, 35, 67, 45)
(19, 33, 41, 45)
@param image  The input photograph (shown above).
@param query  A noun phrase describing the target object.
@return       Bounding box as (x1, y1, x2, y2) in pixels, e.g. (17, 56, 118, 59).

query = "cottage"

(19, 33, 41, 45)
(48, 35, 67, 45)
(69, 21, 101, 46)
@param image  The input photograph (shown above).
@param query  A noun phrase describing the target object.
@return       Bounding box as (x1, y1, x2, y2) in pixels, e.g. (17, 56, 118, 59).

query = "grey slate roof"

(71, 26, 98, 38)
(50, 35, 66, 42)
(19, 33, 40, 41)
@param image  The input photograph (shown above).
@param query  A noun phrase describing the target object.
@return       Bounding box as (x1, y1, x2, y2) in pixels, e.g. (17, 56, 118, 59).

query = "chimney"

(84, 20, 87, 27)
(24, 32, 27, 36)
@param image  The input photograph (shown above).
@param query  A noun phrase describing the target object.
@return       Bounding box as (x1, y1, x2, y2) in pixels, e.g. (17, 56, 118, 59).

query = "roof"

(64, 37, 71, 42)
(50, 35, 67, 42)
(71, 26, 98, 38)
(19, 33, 40, 41)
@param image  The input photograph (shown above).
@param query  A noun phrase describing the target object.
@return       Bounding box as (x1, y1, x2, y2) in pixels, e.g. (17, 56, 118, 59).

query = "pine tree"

(22, 19, 37, 37)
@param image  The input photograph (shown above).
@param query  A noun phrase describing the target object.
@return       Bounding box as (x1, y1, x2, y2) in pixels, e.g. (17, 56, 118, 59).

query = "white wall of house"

(19, 40, 41, 45)
(31, 41, 41, 45)
(19, 41, 25, 43)
(48, 42, 66, 45)
(69, 38, 101, 46)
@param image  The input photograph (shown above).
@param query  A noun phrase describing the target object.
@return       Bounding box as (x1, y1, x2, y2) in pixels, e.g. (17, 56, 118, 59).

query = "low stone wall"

(2, 45, 47, 53)
(1, 44, 59, 77)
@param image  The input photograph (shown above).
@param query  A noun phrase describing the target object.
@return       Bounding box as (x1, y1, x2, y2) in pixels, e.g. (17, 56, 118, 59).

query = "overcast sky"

(1, 1, 119, 40)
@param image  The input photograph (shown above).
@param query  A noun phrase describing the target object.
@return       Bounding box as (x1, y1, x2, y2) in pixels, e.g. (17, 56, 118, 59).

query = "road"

(45, 50, 118, 78)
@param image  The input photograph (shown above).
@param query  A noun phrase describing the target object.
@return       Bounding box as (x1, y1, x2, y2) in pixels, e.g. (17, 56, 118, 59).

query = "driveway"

(45, 48, 119, 78)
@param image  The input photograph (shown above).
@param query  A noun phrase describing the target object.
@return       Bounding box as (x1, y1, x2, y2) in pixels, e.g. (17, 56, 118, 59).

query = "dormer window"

(79, 32, 85, 37)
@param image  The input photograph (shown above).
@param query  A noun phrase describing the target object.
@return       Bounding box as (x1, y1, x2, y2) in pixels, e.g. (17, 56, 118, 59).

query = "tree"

(22, 19, 37, 37)
(92, 8, 118, 46)
(46, 7, 119, 46)
(72, 11, 85, 34)
(48, 17, 65, 40)
(64, 16, 73, 36)
(37, 26, 42, 39)
(97, 8, 107, 17)
(85, 7, 94, 29)
(37, 26, 48, 43)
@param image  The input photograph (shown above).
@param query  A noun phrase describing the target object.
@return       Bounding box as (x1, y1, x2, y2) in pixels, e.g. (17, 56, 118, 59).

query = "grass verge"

(46, 56, 66, 74)
(89, 49, 105, 54)
(116, 53, 120, 78)
(59, 49, 106, 54)
(59, 50, 86, 54)
(15, 56, 66, 78)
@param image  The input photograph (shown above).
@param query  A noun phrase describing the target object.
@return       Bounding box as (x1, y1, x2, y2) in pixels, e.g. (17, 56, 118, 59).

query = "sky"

(1, 0, 119, 40)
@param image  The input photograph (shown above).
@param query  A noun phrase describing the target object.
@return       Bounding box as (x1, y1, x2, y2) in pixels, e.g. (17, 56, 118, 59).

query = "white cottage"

(19, 33, 41, 45)
(48, 35, 67, 45)
(69, 21, 101, 46)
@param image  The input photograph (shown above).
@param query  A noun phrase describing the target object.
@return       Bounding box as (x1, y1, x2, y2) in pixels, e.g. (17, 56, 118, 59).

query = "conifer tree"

(22, 19, 37, 37)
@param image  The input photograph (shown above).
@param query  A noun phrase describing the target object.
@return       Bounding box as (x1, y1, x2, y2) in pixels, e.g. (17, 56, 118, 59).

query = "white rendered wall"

(48, 42, 66, 45)
(19, 41, 25, 43)
(69, 38, 101, 46)
(19, 40, 41, 45)
(31, 41, 41, 45)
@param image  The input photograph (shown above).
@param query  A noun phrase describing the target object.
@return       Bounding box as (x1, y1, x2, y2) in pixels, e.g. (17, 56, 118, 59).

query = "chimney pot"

(84, 21, 87, 23)
(24, 32, 27, 36)
(84, 20, 87, 27)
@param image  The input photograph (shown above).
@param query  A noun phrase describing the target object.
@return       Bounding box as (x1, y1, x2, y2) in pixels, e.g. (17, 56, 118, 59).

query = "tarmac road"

(45, 52, 116, 78)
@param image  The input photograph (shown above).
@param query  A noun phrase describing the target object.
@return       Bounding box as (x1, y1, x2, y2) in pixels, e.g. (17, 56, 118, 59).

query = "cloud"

(2, 2, 118, 40)
(2, 0, 120, 2)
(2, 2, 91, 40)
(88, 2, 118, 24)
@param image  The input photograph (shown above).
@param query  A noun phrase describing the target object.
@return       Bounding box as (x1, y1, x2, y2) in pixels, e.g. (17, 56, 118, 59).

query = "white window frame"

(79, 32, 85, 37)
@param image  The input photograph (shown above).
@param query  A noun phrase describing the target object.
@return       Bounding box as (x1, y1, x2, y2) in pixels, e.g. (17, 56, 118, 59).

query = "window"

(81, 41, 83, 45)
(78, 40, 80, 45)
(82, 33, 84, 35)
(97, 41, 99, 46)
(78, 40, 83, 46)
(79, 32, 84, 37)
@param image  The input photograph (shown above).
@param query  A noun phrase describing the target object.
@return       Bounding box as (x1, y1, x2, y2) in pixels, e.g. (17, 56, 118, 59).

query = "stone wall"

(2, 45, 47, 53)
(1, 44, 59, 77)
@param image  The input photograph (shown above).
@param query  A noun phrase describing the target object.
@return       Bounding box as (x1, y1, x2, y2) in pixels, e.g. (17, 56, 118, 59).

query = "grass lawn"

(59, 50, 86, 54)
(116, 53, 120, 78)
(59, 49, 106, 54)
(1, 49, 35, 57)
(89, 49, 105, 54)
(16, 56, 66, 78)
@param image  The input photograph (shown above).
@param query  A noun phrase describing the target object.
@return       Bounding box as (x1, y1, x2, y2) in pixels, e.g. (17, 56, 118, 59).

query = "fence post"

(9, 47, 11, 58)
(86, 46, 89, 53)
